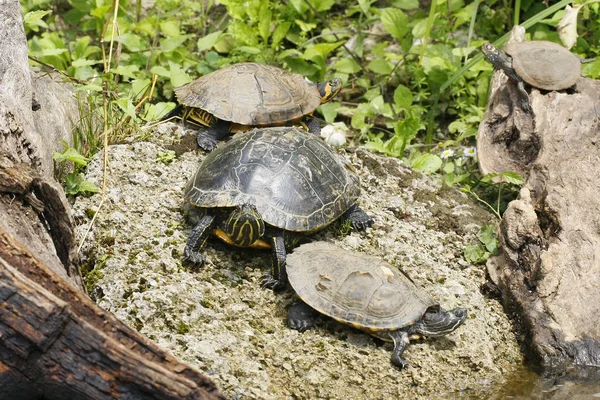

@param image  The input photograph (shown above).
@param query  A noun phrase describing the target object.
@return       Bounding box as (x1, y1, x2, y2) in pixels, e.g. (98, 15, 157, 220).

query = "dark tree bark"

(0, 228, 226, 400)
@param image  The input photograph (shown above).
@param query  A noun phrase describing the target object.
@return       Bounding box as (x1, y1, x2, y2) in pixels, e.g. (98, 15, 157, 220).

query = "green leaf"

(295, 19, 317, 32)
(130, 79, 151, 100)
(367, 59, 392, 75)
(150, 66, 170, 78)
(334, 58, 361, 74)
(271, 22, 291, 47)
(393, 84, 413, 109)
(115, 33, 142, 52)
(160, 21, 180, 37)
(258, 4, 272, 43)
(304, 42, 344, 62)
(41, 48, 68, 57)
(410, 153, 442, 174)
(24, 10, 51, 25)
(238, 46, 262, 54)
(312, 0, 335, 11)
(112, 64, 140, 78)
(381, 8, 408, 41)
(499, 171, 524, 185)
(197, 31, 223, 52)
(463, 243, 489, 264)
(71, 58, 100, 67)
(72, 36, 91, 59)
(53, 147, 89, 166)
(160, 34, 193, 52)
(389, 0, 419, 9)
(477, 225, 498, 254)
(114, 98, 137, 120)
(319, 102, 340, 123)
(168, 62, 192, 87)
(65, 173, 100, 196)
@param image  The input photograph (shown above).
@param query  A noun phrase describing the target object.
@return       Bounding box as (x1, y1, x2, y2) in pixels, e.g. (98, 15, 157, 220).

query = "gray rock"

(74, 125, 522, 399)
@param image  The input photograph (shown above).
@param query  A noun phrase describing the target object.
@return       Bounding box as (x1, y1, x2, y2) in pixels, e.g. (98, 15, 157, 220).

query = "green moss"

(176, 321, 191, 334)
(85, 269, 104, 293)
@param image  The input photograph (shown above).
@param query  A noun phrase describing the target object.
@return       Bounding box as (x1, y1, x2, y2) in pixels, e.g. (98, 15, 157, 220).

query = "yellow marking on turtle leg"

(212, 229, 271, 249)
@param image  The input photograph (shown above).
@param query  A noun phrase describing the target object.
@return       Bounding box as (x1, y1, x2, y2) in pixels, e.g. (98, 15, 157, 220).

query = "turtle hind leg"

(388, 330, 411, 369)
(261, 235, 287, 291)
(196, 119, 231, 152)
(288, 302, 319, 332)
(184, 215, 216, 265)
(341, 204, 373, 231)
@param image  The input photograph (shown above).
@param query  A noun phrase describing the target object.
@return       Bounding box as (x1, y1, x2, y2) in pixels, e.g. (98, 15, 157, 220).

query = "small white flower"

(463, 147, 477, 157)
(440, 149, 455, 160)
(320, 122, 348, 147)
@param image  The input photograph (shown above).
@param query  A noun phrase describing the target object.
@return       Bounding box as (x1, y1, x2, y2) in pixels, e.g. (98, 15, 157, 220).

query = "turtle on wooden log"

(478, 25, 600, 370)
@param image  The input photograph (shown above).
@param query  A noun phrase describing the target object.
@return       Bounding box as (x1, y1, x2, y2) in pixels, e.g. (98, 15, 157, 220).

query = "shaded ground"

(73, 123, 522, 399)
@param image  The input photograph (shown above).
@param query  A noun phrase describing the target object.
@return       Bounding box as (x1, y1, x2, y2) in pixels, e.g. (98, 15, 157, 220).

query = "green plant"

(463, 224, 498, 264)
(53, 142, 100, 196)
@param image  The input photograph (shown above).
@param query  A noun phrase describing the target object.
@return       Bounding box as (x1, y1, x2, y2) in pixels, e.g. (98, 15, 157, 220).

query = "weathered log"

(478, 28, 600, 369)
(0, 228, 226, 400)
(0, 0, 81, 289)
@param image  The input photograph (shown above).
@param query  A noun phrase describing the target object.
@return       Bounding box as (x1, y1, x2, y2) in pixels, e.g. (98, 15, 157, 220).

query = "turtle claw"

(196, 132, 220, 152)
(392, 358, 410, 370)
(183, 250, 206, 266)
(351, 216, 374, 231)
(261, 274, 286, 291)
(289, 318, 311, 333)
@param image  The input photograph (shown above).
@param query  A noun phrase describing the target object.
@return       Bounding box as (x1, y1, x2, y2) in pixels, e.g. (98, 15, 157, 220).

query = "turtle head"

(481, 43, 512, 71)
(415, 305, 467, 337)
(224, 204, 265, 247)
(317, 78, 343, 103)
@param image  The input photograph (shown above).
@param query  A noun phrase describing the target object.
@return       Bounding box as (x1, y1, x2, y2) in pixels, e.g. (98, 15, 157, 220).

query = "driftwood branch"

(0, 228, 226, 400)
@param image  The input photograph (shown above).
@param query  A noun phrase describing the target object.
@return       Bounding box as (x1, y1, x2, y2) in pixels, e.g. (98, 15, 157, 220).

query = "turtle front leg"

(184, 215, 216, 265)
(305, 117, 321, 135)
(196, 119, 231, 152)
(515, 81, 532, 112)
(262, 235, 287, 291)
(388, 329, 411, 369)
(288, 302, 319, 332)
(341, 204, 373, 231)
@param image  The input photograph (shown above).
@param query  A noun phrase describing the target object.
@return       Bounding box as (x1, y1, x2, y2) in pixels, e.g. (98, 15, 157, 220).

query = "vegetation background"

(20, 0, 600, 260)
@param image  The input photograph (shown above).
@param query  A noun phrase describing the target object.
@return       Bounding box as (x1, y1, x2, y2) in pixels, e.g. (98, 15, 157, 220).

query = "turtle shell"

(175, 63, 322, 126)
(184, 127, 361, 232)
(505, 40, 581, 90)
(286, 242, 437, 332)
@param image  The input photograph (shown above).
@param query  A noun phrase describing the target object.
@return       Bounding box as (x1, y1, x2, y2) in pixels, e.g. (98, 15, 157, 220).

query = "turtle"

(482, 26, 583, 112)
(162, 62, 343, 151)
(285, 242, 467, 369)
(183, 126, 373, 290)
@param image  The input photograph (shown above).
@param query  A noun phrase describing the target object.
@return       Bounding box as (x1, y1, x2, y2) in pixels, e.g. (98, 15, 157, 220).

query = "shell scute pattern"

(175, 63, 321, 126)
(184, 127, 360, 232)
(506, 41, 581, 90)
(287, 242, 436, 332)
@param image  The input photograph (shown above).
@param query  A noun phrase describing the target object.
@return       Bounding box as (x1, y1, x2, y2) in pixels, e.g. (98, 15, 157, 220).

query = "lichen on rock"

(73, 123, 522, 399)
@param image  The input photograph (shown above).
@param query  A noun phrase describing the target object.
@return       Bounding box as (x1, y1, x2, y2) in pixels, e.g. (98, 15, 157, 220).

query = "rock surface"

(478, 35, 600, 368)
(73, 124, 522, 399)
